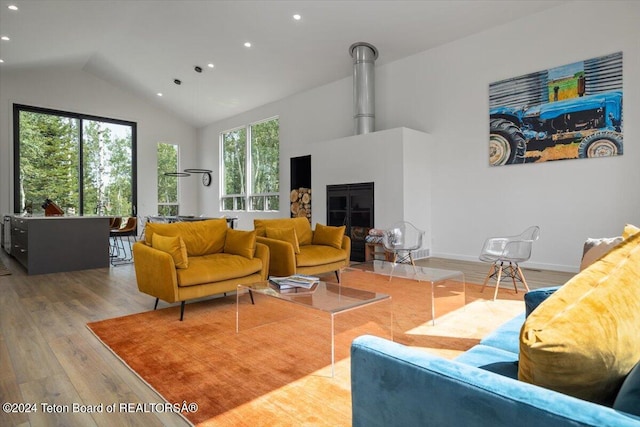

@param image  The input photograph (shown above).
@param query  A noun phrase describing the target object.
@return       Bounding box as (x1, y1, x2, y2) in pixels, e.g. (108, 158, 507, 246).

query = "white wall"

(0, 65, 198, 220)
(200, 0, 640, 272)
(376, 0, 640, 272)
(311, 127, 432, 247)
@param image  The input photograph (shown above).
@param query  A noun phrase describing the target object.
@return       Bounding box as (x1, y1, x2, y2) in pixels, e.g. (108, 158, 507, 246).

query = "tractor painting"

(488, 51, 623, 166)
(489, 90, 623, 166)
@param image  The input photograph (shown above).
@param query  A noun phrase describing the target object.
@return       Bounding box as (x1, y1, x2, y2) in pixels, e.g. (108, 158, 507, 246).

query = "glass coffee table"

(237, 280, 391, 376)
(349, 260, 465, 325)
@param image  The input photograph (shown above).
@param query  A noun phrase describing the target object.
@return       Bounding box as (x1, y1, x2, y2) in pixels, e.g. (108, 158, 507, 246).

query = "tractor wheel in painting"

(578, 131, 623, 158)
(489, 118, 527, 166)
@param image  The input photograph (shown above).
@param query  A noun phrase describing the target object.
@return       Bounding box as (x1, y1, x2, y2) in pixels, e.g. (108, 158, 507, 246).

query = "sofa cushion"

(613, 360, 640, 416)
(296, 245, 346, 267)
(519, 230, 640, 405)
(623, 223, 640, 239)
(580, 236, 623, 271)
(480, 313, 525, 354)
(151, 233, 189, 269)
(266, 227, 300, 253)
(455, 344, 519, 379)
(524, 287, 560, 318)
(145, 219, 228, 256)
(312, 223, 346, 249)
(254, 217, 313, 246)
(224, 229, 256, 259)
(176, 253, 262, 287)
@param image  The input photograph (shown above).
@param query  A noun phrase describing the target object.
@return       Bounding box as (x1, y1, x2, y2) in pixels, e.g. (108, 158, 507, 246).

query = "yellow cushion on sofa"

(145, 219, 227, 256)
(224, 229, 256, 259)
(519, 231, 640, 405)
(266, 227, 300, 254)
(152, 233, 189, 269)
(312, 223, 346, 249)
(254, 218, 313, 246)
(177, 253, 263, 287)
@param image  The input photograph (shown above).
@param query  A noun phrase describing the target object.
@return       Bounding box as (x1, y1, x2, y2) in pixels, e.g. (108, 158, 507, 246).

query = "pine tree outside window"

(221, 117, 279, 212)
(14, 104, 136, 216)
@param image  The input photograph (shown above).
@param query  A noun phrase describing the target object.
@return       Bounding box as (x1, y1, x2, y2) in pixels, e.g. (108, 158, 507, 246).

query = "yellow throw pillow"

(152, 233, 189, 269)
(254, 218, 313, 246)
(145, 219, 227, 256)
(623, 224, 640, 239)
(312, 223, 346, 249)
(519, 231, 640, 405)
(224, 229, 256, 259)
(266, 227, 300, 254)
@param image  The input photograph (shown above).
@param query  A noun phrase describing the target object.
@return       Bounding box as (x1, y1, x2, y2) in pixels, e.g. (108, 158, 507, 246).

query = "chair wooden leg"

(389, 252, 398, 282)
(481, 264, 495, 293)
(509, 262, 519, 293)
(516, 265, 530, 293)
(409, 251, 417, 270)
(154, 298, 159, 310)
(493, 264, 504, 301)
(334, 270, 341, 283)
(179, 301, 186, 321)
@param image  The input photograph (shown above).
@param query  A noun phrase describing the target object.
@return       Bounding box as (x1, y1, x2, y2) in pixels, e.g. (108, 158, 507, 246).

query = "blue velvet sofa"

(351, 287, 640, 427)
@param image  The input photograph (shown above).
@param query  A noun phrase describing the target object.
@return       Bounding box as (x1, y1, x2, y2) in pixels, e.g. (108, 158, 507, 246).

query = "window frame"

(13, 103, 137, 216)
(220, 116, 279, 212)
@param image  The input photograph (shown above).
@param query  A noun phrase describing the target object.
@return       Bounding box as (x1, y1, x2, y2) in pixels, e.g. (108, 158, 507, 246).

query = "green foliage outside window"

(222, 127, 247, 196)
(157, 143, 179, 215)
(221, 117, 279, 212)
(83, 120, 132, 216)
(18, 111, 79, 215)
(17, 108, 134, 216)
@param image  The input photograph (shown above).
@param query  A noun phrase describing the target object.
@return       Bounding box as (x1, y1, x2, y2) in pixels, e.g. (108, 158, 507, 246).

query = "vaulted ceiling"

(0, 0, 568, 127)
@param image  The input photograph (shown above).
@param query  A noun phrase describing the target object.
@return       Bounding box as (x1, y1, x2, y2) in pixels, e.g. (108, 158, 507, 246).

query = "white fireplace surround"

(311, 127, 432, 257)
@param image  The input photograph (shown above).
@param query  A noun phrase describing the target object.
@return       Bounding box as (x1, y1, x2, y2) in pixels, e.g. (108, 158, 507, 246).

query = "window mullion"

(78, 118, 85, 216)
(246, 124, 252, 210)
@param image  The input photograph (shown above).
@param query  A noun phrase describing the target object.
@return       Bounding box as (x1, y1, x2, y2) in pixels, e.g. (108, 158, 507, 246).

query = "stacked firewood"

(290, 187, 311, 222)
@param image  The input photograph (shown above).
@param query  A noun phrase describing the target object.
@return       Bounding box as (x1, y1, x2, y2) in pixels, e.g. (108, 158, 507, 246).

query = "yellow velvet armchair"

(254, 217, 351, 281)
(132, 218, 269, 320)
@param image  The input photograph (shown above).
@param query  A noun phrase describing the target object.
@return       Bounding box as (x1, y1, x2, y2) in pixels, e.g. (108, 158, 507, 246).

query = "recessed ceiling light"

(8, 5, 18, 11)
(157, 93, 163, 97)
(244, 42, 251, 48)
(0, 59, 4, 63)
(293, 14, 301, 20)
(207, 63, 214, 69)
(1, 36, 10, 41)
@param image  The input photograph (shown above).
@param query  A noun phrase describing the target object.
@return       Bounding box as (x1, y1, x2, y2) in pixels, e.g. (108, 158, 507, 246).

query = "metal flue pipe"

(349, 42, 378, 135)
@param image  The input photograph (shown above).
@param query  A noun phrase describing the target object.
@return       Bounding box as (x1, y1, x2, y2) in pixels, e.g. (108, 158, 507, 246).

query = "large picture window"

(221, 117, 279, 212)
(13, 104, 137, 216)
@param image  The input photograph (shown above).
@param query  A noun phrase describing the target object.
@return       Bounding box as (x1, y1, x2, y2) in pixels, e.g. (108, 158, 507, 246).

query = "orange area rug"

(87, 269, 525, 426)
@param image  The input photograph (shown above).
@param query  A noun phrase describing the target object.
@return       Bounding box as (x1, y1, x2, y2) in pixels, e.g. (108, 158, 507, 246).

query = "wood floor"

(0, 250, 575, 427)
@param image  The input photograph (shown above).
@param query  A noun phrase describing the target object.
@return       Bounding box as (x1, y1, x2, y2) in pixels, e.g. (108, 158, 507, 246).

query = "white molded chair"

(479, 226, 540, 300)
(383, 221, 425, 281)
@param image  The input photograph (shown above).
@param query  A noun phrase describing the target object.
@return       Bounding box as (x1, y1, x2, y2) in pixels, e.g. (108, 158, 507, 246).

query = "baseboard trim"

(430, 252, 579, 274)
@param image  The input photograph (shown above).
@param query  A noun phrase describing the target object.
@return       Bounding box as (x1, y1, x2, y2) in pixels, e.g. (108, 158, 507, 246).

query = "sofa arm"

(132, 241, 179, 303)
(255, 236, 296, 277)
(351, 335, 639, 427)
(341, 235, 352, 263)
(524, 286, 561, 317)
(253, 242, 270, 280)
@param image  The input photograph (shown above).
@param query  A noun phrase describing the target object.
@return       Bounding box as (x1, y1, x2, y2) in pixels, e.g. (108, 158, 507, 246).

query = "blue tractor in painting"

(489, 90, 623, 165)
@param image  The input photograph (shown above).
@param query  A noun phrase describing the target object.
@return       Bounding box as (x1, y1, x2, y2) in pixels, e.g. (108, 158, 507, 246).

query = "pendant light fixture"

(163, 66, 213, 184)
